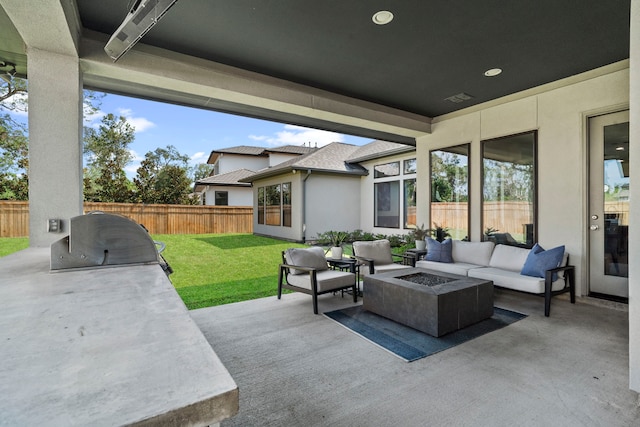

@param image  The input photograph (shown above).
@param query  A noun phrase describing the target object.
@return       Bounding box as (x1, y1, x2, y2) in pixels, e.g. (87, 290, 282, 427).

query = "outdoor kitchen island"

(364, 268, 494, 337)
(0, 248, 238, 426)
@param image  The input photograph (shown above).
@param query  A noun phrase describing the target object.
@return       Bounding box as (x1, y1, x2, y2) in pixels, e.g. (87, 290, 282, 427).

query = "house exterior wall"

(251, 172, 361, 242)
(215, 154, 267, 174)
(252, 172, 303, 241)
(203, 186, 253, 206)
(358, 152, 417, 236)
(304, 174, 361, 241)
(268, 153, 300, 167)
(416, 65, 630, 300)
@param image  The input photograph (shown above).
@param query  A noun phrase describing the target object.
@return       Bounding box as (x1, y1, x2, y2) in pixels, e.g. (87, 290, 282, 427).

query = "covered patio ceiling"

(0, 1, 631, 142)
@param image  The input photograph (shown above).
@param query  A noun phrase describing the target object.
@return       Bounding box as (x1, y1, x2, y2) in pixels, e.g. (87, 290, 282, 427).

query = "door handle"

(590, 225, 599, 231)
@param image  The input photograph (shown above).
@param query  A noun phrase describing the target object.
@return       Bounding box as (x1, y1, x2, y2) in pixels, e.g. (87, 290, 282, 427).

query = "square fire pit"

(363, 268, 494, 337)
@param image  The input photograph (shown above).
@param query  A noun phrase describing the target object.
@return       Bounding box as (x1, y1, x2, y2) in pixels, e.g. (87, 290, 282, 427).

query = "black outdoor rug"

(323, 306, 527, 362)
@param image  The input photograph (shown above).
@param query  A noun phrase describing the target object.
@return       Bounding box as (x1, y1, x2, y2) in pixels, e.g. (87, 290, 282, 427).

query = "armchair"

(352, 239, 413, 275)
(278, 247, 357, 314)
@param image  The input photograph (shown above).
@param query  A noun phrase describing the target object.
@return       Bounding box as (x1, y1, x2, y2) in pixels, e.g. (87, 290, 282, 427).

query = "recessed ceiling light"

(372, 11, 394, 25)
(484, 68, 502, 77)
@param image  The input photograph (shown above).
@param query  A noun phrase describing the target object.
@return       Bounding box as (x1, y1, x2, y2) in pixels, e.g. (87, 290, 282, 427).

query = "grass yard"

(0, 237, 29, 258)
(154, 233, 307, 309)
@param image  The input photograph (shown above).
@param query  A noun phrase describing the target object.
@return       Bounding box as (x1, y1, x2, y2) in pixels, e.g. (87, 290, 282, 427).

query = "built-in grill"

(51, 212, 172, 276)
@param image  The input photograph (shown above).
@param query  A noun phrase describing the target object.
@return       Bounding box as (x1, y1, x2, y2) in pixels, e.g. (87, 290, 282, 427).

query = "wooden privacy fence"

(0, 201, 253, 237)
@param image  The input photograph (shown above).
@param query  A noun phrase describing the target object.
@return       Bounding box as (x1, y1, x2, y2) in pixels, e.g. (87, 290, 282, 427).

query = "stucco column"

(27, 48, 83, 247)
(629, 0, 640, 393)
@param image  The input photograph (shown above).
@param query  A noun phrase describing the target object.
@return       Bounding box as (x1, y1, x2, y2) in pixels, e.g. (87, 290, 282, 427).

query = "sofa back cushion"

(425, 238, 453, 263)
(489, 244, 531, 272)
(353, 239, 393, 265)
(452, 240, 495, 266)
(285, 246, 328, 275)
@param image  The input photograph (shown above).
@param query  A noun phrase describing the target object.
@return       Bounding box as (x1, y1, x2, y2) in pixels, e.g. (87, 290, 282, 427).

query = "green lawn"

(0, 234, 407, 310)
(154, 233, 307, 309)
(0, 237, 29, 258)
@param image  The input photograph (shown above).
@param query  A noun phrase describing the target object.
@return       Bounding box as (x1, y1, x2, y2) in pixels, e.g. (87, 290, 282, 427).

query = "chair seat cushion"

(287, 270, 355, 292)
(468, 267, 566, 293)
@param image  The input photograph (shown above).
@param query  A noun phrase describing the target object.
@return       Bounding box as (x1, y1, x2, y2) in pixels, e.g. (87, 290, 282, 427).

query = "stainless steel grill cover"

(51, 213, 160, 271)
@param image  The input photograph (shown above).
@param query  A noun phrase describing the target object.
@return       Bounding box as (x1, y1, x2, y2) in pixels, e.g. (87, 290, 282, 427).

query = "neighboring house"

(196, 145, 318, 205)
(241, 140, 417, 242)
(194, 168, 255, 206)
(206, 145, 318, 175)
(241, 142, 368, 242)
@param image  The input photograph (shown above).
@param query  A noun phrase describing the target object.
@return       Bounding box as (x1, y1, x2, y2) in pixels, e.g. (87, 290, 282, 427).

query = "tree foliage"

(83, 113, 135, 202)
(134, 145, 196, 205)
(431, 152, 468, 202)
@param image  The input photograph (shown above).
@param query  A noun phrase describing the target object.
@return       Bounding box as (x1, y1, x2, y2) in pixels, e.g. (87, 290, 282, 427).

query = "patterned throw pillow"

(425, 238, 453, 263)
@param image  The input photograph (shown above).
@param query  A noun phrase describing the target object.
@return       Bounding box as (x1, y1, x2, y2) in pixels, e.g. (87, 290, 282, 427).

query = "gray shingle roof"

(196, 168, 255, 187)
(241, 142, 368, 182)
(346, 140, 415, 163)
(266, 145, 318, 155)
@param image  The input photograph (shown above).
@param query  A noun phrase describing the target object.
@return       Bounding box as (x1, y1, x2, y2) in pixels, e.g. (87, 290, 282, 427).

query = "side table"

(326, 257, 362, 296)
(404, 249, 428, 266)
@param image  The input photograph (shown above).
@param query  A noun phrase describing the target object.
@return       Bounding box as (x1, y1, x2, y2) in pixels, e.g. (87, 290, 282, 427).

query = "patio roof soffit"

(79, 31, 430, 145)
(0, 0, 81, 59)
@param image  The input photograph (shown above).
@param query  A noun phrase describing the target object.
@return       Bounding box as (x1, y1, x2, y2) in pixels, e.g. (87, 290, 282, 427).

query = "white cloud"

(117, 108, 155, 132)
(250, 124, 344, 148)
(190, 151, 206, 164)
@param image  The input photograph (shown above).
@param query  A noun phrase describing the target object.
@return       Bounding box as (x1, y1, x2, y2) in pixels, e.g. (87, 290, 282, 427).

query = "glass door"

(588, 110, 629, 300)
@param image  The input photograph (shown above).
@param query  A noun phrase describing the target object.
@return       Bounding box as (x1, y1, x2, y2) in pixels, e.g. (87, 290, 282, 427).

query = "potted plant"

(327, 231, 349, 259)
(410, 224, 428, 250)
(428, 222, 451, 242)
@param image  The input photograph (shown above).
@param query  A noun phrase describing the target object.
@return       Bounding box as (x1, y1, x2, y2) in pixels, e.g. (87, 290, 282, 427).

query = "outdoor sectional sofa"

(415, 240, 575, 317)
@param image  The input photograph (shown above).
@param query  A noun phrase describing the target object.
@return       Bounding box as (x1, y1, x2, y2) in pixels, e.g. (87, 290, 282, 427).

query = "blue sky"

(87, 92, 372, 176)
(8, 90, 371, 177)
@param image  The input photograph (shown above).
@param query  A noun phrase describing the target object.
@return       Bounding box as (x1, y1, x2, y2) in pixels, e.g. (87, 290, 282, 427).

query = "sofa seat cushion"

(415, 260, 484, 276)
(287, 269, 355, 292)
(489, 244, 531, 272)
(371, 263, 412, 274)
(468, 267, 566, 293)
(452, 240, 495, 266)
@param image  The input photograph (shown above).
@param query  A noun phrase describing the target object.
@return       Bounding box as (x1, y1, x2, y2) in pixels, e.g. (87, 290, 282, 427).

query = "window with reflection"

(374, 161, 400, 178)
(265, 184, 281, 226)
(404, 158, 417, 174)
(404, 179, 416, 228)
(282, 182, 291, 227)
(257, 187, 265, 224)
(482, 131, 536, 247)
(374, 181, 400, 227)
(430, 144, 470, 240)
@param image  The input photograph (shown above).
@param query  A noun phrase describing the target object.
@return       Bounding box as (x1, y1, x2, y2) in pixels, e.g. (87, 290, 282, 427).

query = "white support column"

(629, 0, 640, 392)
(27, 48, 83, 247)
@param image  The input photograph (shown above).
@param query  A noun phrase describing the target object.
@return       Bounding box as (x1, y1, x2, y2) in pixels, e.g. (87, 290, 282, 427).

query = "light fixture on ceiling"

(484, 68, 502, 77)
(0, 61, 17, 84)
(616, 146, 625, 151)
(104, 0, 179, 61)
(372, 10, 394, 25)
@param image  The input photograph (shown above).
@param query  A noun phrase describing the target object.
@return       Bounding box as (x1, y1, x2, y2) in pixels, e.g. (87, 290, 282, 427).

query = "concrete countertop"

(0, 248, 238, 426)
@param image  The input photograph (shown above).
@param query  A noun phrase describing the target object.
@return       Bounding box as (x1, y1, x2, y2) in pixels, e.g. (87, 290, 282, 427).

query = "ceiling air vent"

(444, 93, 474, 103)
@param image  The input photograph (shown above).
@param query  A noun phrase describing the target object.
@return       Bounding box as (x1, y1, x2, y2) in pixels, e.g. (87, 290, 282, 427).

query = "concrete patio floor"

(191, 290, 639, 426)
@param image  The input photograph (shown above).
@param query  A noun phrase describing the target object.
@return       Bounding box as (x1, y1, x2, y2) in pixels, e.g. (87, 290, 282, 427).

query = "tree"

(83, 113, 135, 202)
(191, 162, 213, 181)
(134, 145, 196, 205)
